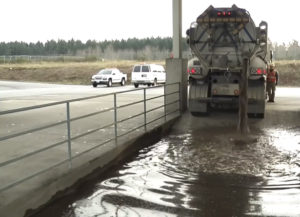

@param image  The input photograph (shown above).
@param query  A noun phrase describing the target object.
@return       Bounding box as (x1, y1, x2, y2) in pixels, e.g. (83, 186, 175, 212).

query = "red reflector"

(263, 69, 266, 74)
(257, 68, 262, 74)
(191, 68, 196, 74)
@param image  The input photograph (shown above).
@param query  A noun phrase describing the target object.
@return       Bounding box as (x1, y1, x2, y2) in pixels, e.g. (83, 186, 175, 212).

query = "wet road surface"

(29, 106, 300, 217)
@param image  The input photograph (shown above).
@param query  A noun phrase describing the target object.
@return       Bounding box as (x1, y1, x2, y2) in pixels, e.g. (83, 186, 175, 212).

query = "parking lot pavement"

(0, 80, 164, 110)
(0, 80, 180, 217)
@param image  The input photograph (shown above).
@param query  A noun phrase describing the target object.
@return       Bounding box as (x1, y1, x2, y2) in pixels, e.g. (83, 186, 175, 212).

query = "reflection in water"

(267, 128, 300, 154)
(34, 127, 300, 217)
(62, 139, 199, 217)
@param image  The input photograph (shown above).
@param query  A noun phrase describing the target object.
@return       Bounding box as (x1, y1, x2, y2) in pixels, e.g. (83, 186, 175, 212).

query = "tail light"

(256, 68, 262, 74)
(191, 68, 196, 74)
(217, 11, 232, 16)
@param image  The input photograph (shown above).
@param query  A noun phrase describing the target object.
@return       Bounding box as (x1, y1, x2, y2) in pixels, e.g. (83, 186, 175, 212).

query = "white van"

(131, 64, 166, 88)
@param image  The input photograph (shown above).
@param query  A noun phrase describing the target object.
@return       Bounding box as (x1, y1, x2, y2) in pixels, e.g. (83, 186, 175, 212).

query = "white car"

(91, 68, 127, 87)
(131, 64, 166, 88)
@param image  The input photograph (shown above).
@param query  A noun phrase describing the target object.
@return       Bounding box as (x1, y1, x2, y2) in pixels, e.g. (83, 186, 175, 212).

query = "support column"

(166, 0, 187, 113)
(166, 58, 188, 113)
(172, 0, 182, 58)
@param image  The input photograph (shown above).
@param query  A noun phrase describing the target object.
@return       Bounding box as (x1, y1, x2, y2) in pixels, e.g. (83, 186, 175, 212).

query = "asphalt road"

(0, 80, 166, 111)
(0, 80, 157, 100)
(1, 80, 299, 106)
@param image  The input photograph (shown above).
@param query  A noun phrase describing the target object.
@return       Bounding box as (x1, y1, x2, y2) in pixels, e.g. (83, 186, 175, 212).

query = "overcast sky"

(1, 0, 299, 44)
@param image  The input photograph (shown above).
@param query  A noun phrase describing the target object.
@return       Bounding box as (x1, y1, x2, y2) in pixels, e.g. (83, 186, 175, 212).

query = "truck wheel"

(92, 82, 97, 88)
(134, 83, 139, 88)
(257, 113, 264, 118)
(189, 81, 209, 116)
(120, 78, 125, 86)
(107, 79, 112, 87)
(191, 111, 209, 117)
(153, 78, 157, 86)
(248, 113, 264, 119)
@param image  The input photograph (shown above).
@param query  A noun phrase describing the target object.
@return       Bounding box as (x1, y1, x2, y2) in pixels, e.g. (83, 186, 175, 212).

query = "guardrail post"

(114, 93, 118, 145)
(164, 84, 167, 122)
(144, 88, 147, 132)
(66, 102, 72, 169)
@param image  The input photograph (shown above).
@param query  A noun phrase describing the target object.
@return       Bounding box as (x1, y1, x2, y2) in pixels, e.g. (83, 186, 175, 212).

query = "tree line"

(0, 37, 190, 60)
(272, 40, 300, 60)
(0, 37, 299, 60)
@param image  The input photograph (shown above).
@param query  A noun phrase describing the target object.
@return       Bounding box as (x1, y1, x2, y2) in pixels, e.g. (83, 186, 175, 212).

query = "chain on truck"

(186, 4, 273, 118)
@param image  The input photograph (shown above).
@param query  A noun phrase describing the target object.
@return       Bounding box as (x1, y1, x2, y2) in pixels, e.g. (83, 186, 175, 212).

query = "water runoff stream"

(30, 111, 300, 217)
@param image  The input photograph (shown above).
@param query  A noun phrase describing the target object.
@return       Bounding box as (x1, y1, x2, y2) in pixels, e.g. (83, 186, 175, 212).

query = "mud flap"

(248, 79, 265, 118)
(189, 80, 209, 115)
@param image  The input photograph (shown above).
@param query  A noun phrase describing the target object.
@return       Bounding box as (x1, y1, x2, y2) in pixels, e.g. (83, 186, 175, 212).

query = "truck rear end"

(187, 5, 269, 118)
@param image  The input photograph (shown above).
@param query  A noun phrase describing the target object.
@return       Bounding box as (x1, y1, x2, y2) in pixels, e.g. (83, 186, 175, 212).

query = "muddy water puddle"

(32, 124, 300, 217)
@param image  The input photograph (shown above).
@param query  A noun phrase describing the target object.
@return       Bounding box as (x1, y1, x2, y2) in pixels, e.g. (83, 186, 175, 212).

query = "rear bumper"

(132, 80, 152, 84)
(195, 97, 238, 104)
(91, 80, 108, 84)
(194, 97, 263, 104)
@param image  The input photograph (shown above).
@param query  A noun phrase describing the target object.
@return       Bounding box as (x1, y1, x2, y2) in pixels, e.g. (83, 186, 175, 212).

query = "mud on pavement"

(171, 109, 300, 178)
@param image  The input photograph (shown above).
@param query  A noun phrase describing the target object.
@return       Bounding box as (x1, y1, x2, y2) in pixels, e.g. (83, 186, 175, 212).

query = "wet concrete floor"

(28, 107, 300, 217)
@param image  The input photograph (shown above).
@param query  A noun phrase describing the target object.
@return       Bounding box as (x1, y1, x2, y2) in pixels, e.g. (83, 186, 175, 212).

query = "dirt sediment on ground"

(170, 108, 300, 178)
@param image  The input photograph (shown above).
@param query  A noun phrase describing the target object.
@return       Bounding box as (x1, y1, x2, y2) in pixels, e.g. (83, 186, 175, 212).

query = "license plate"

(213, 84, 238, 95)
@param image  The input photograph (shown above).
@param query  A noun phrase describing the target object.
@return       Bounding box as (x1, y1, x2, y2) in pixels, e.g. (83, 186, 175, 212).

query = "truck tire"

(92, 82, 97, 88)
(191, 103, 209, 117)
(153, 78, 157, 86)
(189, 80, 209, 116)
(248, 79, 265, 119)
(257, 113, 264, 118)
(134, 83, 139, 88)
(120, 78, 125, 86)
(107, 79, 112, 87)
(248, 113, 264, 119)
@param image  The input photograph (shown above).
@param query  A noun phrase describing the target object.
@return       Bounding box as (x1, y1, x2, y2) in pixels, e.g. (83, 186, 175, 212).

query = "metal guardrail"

(0, 82, 181, 193)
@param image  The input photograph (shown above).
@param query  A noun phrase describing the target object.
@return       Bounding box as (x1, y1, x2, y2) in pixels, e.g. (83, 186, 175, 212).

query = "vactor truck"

(187, 5, 271, 118)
